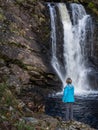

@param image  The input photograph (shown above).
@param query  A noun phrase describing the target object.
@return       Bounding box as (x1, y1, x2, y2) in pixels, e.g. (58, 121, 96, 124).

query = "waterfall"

(48, 3, 94, 94)
(48, 3, 65, 86)
(70, 3, 94, 93)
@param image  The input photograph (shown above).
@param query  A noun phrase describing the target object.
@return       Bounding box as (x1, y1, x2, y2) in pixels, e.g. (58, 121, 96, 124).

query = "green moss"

(3, 89, 14, 106)
(87, 2, 98, 16)
(27, 66, 44, 74)
(0, 83, 18, 106)
(0, 52, 27, 70)
(10, 22, 26, 36)
(0, 83, 7, 100)
(12, 60, 27, 70)
(8, 42, 26, 49)
(15, 120, 35, 130)
(0, 13, 6, 21)
(10, 22, 19, 34)
(88, 2, 95, 9)
(39, 17, 45, 23)
(73, 0, 79, 3)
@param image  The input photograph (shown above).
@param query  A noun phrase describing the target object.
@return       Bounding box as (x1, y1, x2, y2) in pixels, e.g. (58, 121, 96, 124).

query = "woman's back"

(62, 84, 75, 103)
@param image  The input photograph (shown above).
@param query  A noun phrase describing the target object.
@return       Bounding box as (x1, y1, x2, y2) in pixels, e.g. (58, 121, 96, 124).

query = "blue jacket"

(62, 84, 75, 103)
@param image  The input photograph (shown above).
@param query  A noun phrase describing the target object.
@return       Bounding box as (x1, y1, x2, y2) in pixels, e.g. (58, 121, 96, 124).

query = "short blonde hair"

(66, 78, 72, 84)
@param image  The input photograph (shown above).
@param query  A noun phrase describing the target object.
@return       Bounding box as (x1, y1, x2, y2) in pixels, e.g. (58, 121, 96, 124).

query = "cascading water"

(70, 3, 93, 93)
(48, 4, 65, 86)
(48, 3, 94, 94)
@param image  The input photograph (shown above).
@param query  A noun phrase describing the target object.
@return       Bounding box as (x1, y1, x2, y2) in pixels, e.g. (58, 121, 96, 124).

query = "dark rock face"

(0, 0, 62, 104)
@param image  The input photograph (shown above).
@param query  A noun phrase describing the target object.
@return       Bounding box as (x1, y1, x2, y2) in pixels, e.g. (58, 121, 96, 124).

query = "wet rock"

(22, 117, 39, 124)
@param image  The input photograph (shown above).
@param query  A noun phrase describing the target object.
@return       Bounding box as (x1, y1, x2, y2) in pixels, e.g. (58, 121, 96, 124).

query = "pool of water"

(45, 94, 98, 129)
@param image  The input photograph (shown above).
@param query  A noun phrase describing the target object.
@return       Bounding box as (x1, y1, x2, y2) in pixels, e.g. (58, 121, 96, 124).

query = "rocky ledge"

(1, 113, 96, 130)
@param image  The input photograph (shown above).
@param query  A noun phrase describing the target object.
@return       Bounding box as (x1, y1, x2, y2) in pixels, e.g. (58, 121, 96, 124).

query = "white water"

(49, 3, 94, 95)
(48, 4, 65, 86)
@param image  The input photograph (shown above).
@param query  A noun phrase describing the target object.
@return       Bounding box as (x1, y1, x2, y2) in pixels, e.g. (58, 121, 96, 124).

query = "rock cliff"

(0, 0, 62, 104)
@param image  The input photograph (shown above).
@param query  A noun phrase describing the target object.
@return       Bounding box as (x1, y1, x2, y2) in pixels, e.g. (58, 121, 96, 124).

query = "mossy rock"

(88, 2, 95, 8)
(9, 22, 26, 36)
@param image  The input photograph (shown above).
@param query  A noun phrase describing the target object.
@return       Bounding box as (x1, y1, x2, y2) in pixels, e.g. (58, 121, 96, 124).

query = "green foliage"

(3, 89, 14, 106)
(0, 14, 5, 21)
(10, 22, 26, 36)
(87, 2, 98, 16)
(0, 52, 27, 70)
(0, 82, 18, 107)
(15, 120, 25, 130)
(15, 120, 35, 130)
(0, 83, 7, 100)
(73, 0, 79, 3)
(25, 125, 35, 130)
(88, 2, 95, 9)
(8, 42, 26, 49)
(12, 60, 27, 70)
